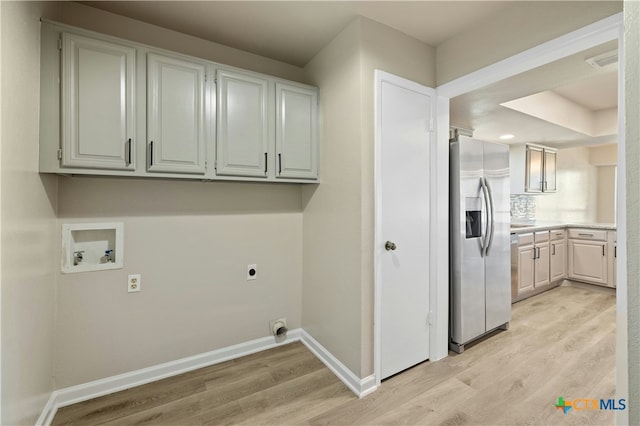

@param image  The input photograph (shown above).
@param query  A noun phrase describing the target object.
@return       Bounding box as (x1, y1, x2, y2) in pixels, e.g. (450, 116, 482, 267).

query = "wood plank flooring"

(53, 285, 616, 425)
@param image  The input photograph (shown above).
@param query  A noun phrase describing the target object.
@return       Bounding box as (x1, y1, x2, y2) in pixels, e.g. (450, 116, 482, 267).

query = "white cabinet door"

(275, 82, 318, 180)
(534, 242, 550, 288)
(550, 240, 566, 282)
(525, 145, 544, 192)
(147, 53, 206, 174)
(568, 240, 608, 285)
(543, 150, 557, 192)
(61, 33, 135, 170)
(216, 70, 268, 177)
(518, 244, 535, 294)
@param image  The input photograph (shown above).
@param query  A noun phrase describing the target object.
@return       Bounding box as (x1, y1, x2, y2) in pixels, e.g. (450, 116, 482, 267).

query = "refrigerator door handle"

(480, 177, 490, 257)
(484, 177, 495, 256)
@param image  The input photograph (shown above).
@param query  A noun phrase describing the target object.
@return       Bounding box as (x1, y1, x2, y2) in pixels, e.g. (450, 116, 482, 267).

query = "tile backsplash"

(510, 195, 536, 221)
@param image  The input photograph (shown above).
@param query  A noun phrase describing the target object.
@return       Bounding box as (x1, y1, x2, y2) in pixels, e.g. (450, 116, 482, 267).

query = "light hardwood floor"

(53, 285, 616, 425)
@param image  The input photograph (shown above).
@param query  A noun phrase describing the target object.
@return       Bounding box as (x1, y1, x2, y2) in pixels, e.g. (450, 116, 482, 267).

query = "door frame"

(436, 12, 626, 424)
(374, 70, 449, 387)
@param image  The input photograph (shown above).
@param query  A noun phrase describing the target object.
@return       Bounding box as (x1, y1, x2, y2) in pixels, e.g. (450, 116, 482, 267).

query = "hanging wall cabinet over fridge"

(39, 21, 320, 184)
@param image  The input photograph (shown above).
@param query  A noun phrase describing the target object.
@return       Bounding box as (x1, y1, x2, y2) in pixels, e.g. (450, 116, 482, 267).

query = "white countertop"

(510, 221, 616, 234)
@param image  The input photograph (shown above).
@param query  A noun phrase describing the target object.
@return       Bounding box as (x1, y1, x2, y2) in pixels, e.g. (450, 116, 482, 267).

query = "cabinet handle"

(537, 247, 541, 259)
(578, 233, 594, 237)
(615, 246, 617, 258)
(552, 243, 556, 256)
(602, 245, 606, 256)
(532, 248, 537, 260)
(264, 153, 267, 173)
(278, 153, 282, 174)
(125, 138, 132, 166)
(149, 141, 154, 166)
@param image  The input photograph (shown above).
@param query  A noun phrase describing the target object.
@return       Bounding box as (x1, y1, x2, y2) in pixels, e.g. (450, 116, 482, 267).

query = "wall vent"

(585, 49, 618, 70)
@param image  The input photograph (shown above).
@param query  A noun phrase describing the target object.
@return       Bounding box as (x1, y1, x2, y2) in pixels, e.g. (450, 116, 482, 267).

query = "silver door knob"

(385, 241, 397, 251)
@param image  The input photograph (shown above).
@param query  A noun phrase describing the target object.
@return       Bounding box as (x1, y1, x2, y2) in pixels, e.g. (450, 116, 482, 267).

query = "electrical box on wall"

(62, 222, 124, 273)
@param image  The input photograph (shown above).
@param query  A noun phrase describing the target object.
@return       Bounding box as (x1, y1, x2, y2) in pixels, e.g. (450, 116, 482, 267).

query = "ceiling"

(450, 41, 619, 148)
(80, 1, 513, 66)
(80, 1, 619, 149)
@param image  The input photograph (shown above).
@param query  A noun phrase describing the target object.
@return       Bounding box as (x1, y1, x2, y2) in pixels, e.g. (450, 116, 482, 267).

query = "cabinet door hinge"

(57, 148, 63, 160)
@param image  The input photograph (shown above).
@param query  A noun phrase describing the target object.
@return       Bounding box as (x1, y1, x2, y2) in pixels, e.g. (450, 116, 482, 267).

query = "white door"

(216, 70, 269, 177)
(61, 33, 136, 170)
(147, 53, 206, 174)
(275, 82, 318, 180)
(377, 72, 433, 380)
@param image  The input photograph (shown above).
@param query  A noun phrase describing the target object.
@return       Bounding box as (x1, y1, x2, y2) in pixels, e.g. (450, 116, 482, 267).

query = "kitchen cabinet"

(549, 229, 567, 282)
(60, 32, 136, 170)
(609, 231, 617, 287)
(517, 234, 535, 295)
(39, 22, 320, 184)
(514, 230, 558, 301)
(215, 69, 269, 178)
(533, 231, 550, 288)
(147, 53, 207, 174)
(568, 229, 608, 286)
(510, 144, 557, 193)
(275, 82, 319, 180)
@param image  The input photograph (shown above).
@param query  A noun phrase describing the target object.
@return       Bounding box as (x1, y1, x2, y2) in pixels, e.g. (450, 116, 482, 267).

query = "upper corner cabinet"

(147, 53, 207, 174)
(510, 144, 557, 194)
(215, 70, 269, 178)
(61, 33, 136, 170)
(275, 82, 319, 180)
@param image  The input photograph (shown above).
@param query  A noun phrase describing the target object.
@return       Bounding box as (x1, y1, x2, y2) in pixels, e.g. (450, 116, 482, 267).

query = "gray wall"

(302, 16, 436, 379)
(1, 2, 58, 424)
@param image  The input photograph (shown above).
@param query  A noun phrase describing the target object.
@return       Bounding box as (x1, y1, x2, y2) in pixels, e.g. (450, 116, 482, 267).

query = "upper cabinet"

(39, 22, 320, 184)
(60, 33, 136, 170)
(216, 70, 269, 178)
(510, 144, 557, 194)
(147, 53, 207, 175)
(275, 82, 319, 180)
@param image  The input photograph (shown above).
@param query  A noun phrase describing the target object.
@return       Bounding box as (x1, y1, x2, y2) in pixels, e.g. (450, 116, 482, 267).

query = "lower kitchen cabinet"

(517, 234, 535, 294)
(549, 229, 567, 282)
(610, 232, 617, 287)
(533, 231, 550, 288)
(516, 232, 551, 297)
(568, 229, 608, 286)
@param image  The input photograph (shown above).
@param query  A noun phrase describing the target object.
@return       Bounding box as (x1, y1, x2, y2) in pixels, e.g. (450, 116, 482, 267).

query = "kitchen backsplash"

(510, 195, 536, 220)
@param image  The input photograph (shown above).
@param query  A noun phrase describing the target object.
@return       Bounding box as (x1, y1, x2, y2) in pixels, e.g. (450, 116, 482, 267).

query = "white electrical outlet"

(247, 264, 257, 281)
(128, 274, 141, 292)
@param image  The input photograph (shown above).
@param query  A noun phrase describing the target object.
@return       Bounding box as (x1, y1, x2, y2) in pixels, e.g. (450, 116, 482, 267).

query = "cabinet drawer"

(534, 231, 549, 243)
(518, 233, 534, 246)
(568, 229, 607, 241)
(550, 229, 566, 241)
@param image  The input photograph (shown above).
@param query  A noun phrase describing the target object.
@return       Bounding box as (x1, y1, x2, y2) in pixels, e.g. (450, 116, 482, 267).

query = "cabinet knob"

(385, 241, 397, 251)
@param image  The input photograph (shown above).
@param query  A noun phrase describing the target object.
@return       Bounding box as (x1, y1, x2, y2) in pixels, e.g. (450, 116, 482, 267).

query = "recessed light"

(499, 134, 515, 140)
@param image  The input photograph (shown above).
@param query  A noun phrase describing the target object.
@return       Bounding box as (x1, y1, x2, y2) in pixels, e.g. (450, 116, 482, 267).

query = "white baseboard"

(36, 329, 302, 426)
(299, 330, 377, 398)
(37, 328, 377, 425)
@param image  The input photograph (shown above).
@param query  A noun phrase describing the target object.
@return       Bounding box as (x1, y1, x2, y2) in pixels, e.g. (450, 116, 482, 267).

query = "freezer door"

(484, 141, 512, 330)
(450, 138, 486, 344)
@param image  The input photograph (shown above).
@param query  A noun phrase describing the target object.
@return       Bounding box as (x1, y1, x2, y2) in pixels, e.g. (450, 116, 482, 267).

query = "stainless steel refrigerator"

(450, 135, 511, 353)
